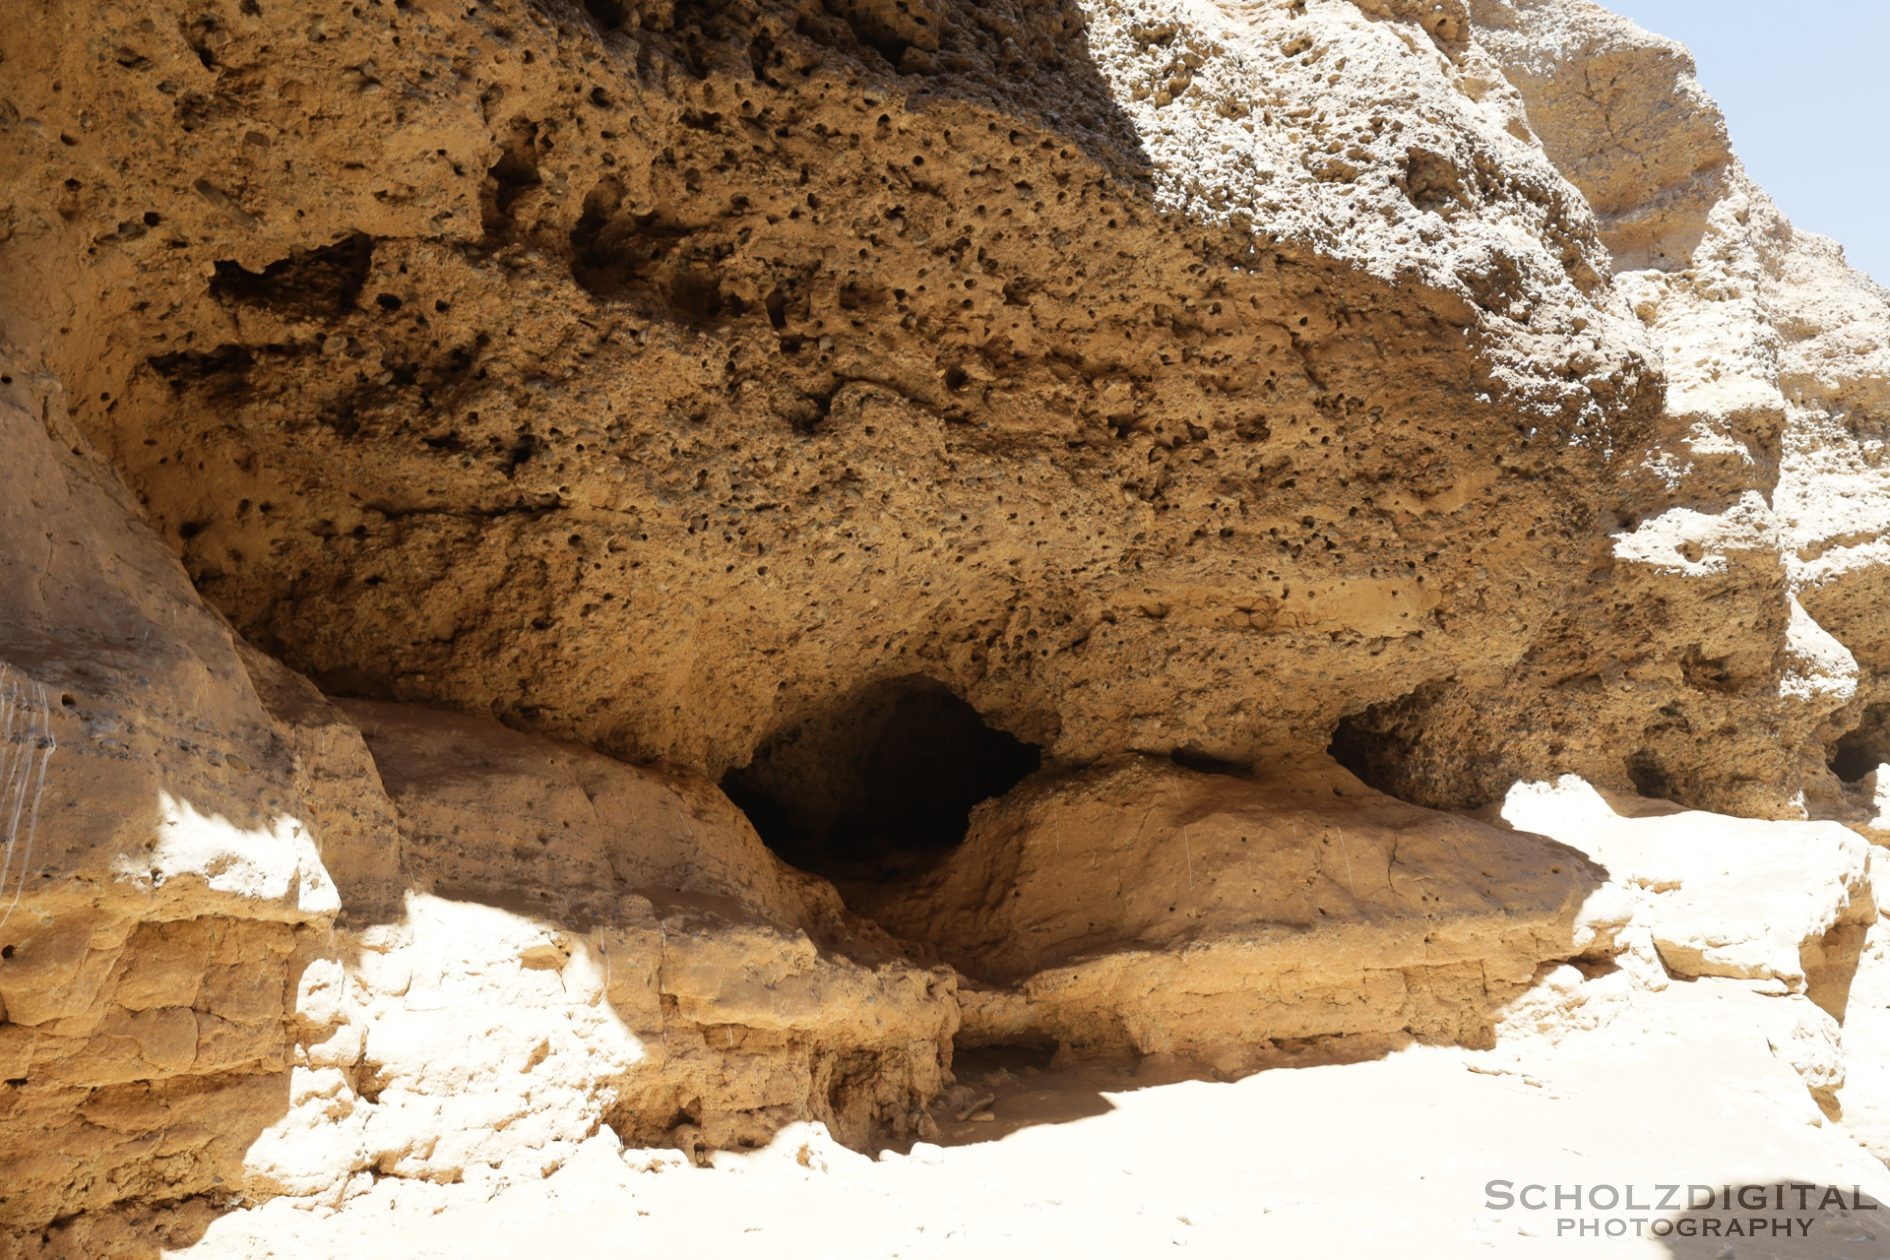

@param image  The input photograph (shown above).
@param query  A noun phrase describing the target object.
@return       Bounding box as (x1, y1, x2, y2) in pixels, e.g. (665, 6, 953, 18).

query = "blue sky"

(1604, 1, 1890, 286)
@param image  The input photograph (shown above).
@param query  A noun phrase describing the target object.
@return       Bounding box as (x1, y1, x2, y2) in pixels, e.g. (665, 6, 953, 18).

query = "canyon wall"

(2, 0, 1889, 1251)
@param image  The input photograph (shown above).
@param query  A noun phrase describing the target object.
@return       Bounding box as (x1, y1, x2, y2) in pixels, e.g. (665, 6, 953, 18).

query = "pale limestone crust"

(1502, 775, 1874, 998)
(234, 702, 958, 1206)
(1402, 0, 1890, 820)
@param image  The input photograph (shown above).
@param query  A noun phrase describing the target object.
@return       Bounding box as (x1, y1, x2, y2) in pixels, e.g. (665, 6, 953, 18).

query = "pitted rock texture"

(4, 0, 1890, 1252)
(1337, 0, 1890, 819)
(5, 0, 1881, 824)
(5, 0, 1668, 792)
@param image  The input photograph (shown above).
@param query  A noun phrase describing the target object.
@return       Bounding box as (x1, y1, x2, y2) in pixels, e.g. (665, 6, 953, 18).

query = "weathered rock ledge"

(4, 0, 1890, 1252)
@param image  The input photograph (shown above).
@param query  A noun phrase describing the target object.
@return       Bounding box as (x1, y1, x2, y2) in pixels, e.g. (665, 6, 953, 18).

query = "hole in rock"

(1325, 681, 1479, 808)
(1829, 703, 1890, 783)
(1624, 749, 1674, 799)
(720, 676, 1041, 881)
(1327, 711, 1390, 786)
(208, 233, 373, 317)
(1168, 745, 1251, 777)
(952, 1038, 1057, 1077)
(582, 0, 627, 30)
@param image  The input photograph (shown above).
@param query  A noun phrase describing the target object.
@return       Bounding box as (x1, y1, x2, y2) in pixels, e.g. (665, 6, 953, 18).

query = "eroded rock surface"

(1346, 0, 1890, 819)
(2, 0, 1890, 1251)
(4, 0, 1665, 787)
(857, 756, 1619, 1062)
(328, 701, 957, 1164)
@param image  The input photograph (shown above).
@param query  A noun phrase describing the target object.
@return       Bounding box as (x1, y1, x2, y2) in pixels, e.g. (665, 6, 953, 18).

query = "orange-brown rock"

(858, 755, 1621, 1063)
(4, 0, 1890, 1251)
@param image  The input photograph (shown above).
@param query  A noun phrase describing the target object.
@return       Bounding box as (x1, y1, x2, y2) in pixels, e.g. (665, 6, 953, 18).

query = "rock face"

(2, 0, 1890, 1250)
(1345, 0, 1890, 818)
(858, 756, 1619, 1061)
(327, 701, 956, 1164)
(3, 0, 1662, 784)
(0, 384, 344, 1241)
(1501, 776, 1874, 1008)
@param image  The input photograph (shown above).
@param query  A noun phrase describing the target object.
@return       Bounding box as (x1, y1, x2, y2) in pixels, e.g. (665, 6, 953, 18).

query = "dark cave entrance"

(720, 676, 1042, 881)
(1324, 681, 1470, 809)
(1829, 703, 1890, 784)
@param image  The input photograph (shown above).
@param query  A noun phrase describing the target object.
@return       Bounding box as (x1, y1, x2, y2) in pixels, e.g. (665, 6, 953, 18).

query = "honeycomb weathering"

(4, 0, 1890, 1252)
(16, 0, 1669, 790)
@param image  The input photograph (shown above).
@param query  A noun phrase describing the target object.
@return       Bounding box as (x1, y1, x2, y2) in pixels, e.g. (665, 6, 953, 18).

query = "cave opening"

(1829, 703, 1890, 784)
(719, 676, 1042, 881)
(1325, 682, 1467, 808)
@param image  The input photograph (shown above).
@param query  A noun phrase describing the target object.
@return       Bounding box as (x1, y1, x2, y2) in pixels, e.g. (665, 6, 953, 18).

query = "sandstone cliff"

(2, 0, 1889, 1253)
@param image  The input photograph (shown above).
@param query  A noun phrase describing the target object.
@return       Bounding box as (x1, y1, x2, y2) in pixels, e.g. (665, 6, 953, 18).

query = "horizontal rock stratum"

(3, 0, 1890, 1253)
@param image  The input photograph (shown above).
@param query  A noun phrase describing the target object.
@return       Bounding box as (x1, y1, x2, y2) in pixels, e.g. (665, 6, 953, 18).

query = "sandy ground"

(178, 976, 1890, 1260)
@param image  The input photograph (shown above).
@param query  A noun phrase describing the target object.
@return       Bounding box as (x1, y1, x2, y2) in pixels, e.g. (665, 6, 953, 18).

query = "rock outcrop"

(1347, 0, 1890, 819)
(0, 381, 344, 1243)
(2, 0, 1890, 1251)
(5, 0, 1661, 785)
(858, 756, 1620, 1063)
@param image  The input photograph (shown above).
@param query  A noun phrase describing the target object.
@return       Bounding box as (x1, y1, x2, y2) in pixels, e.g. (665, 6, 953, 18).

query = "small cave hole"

(208, 233, 374, 317)
(720, 676, 1041, 881)
(481, 119, 543, 238)
(952, 1037, 1058, 1079)
(582, 0, 627, 31)
(1324, 682, 1498, 810)
(1624, 749, 1675, 800)
(1829, 704, 1890, 784)
(1329, 704, 1402, 791)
